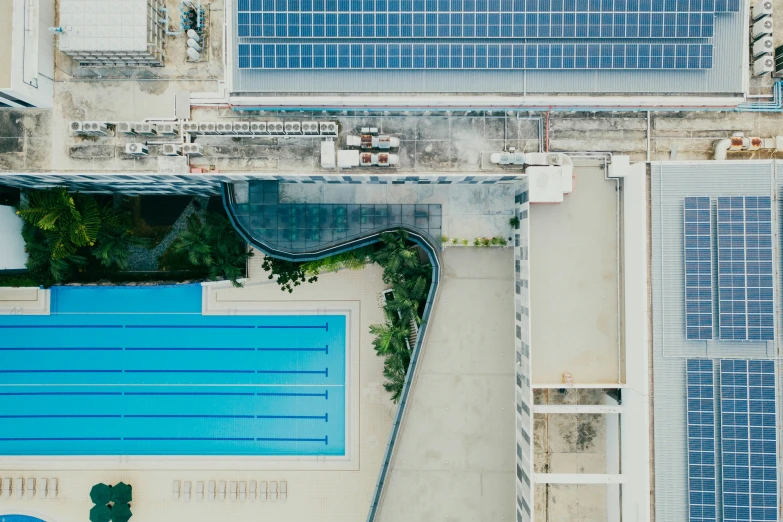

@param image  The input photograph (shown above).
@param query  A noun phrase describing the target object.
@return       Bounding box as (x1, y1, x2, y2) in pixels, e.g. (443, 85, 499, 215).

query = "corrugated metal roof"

(650, 161, 776, 522)
(231, 15, 744, 94)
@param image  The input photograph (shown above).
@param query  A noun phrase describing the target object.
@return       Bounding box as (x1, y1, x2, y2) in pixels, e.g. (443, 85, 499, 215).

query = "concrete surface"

(529, 164, 621, 387)
(376, 248, 515, 522)
(0, 204, 27, 269)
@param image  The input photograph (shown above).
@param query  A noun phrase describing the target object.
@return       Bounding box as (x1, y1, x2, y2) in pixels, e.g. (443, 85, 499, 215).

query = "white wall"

(0, 205, 28, 270)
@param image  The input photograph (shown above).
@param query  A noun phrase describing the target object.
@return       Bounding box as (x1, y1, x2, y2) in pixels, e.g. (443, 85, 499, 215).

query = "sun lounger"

(172, 480, 181, 501)
(229, 481, 237, 501)
(183, 481, 192, 501)
(259, 481, 268, 501)
(26, 478, 35, 497)
(48, 478, 58, 499)
(196, 481, 204, 501)
(280, 481, 287, 501)
(15, 478, 23, 498)
(218, 480, 226, 500)
(248, 480, 257, 500)
(207, 480, 216, 501)
(37, 478, 47, 499)
(269, 481, 278, 501)
(238, 481, 247, 501)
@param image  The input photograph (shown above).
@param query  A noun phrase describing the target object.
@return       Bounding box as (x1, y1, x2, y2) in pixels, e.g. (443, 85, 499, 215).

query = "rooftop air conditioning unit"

(752, 18, 773, 40)
(134, 123, 156, 136)
(302, 122, 319, 134)
(182, 143, 204, 157)
(754, 55, 775, 76)
(250, 122, 268, 134)
(199, 122, 217, 134)
(69, 121, 85, 135)
(320, 122, 338, 135)
(753, 36, 774, 58)
(117, 122, 136, 135)
(752, 0, 773, 21)
(161, 144, 181, 156)
(268, 122, 284, 134)
(83, 122, 108, 136)
(284, 122, 302, 135)
(234, 122, 250, 134)
(156, 123, 178, 136)
(216, 122, 234, 134)
(361, 127, 379, 135)
(182, 122, 200, 134)
(125, 143, 149, 156)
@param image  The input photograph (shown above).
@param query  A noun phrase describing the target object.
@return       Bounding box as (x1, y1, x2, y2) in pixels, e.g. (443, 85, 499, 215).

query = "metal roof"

(231, 13, 745, 94)
(650, 161, 777, 522)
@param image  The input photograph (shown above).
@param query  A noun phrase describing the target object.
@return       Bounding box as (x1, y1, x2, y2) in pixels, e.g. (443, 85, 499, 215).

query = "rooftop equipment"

(752, 0, 773, 21)
(182, 143, 204, 157)
(754, 56, 775, 76)
(155, 123, 178, 136)
(319, 122, 338, 135)
(161, 144, 181, 156)
(125, 143, 148, 156)
(752, 18, 773, 40)
(250, 122, 268, 134)
(321, 141, 336, 168)
(284, 122, 302, 135)
(753, 36, 774, 58)
(134, 123, 156, 136)
(346, 134, 400, 149)
(182, 122, 200, 134)
(234, 122, 251, 133)
(117, 122, 135, 135)
(268, 122, 284, 134)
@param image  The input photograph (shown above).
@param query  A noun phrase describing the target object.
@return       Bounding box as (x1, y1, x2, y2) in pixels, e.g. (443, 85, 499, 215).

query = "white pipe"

(714, 138, 732, 160)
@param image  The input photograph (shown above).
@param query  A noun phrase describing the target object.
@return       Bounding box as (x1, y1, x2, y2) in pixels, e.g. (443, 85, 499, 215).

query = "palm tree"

(369, 309, 411, 357)
(17, 188, 101, 259)
(382, 350, 411, 404)
(385, 279, 426, 325)
(92, 202, 144, 271)
(372, 229, 423, 285)
(172, 212, 253, 287)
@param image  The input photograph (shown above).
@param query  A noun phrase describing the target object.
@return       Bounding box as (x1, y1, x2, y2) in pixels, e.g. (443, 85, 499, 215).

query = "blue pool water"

(0, 285, 346, 456)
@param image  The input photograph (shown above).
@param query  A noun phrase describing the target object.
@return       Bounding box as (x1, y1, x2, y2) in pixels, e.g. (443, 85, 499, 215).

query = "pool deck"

(0, 259, 394, 522)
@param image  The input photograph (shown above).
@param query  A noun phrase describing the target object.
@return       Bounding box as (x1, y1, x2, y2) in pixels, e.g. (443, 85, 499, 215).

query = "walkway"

(376, 248, 515, 522)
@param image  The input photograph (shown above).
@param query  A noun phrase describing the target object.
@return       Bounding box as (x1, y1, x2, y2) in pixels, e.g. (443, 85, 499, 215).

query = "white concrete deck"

(0, 257, 395, 522)
(376, 248, 515, 522)
(529, 164, 622, 387)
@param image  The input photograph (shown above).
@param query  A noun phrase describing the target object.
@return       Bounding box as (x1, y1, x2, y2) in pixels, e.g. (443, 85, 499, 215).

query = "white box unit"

(754, 55, 775, 76)
(753, 37, 774, 58)
(117, 122, 135, 135)
(234, 122, 251, 134)
(216, 122, 234, 134)
(361, 127, 379, 135)
(752, 18, 773, 40)
(302, 122, 319, 134)
(182, 122, 200, 134)
(268, 122, 285, 134)
(199, 122, 217, 135)
(321, 140, 336, 169)
(284, 122, 302, 135)
(319, 122, 338, 135)
(69, 121, 85, 135)
(182, 143, 204, 157)
(161, 144, 181, 156)
(134, 123, 156, 136)
(250, 122, 268, 134)
(752, 0, 773, 21)
(83, 122, 108, 136)
(124, 143, 149, 156)
(155, 123, 178, 136)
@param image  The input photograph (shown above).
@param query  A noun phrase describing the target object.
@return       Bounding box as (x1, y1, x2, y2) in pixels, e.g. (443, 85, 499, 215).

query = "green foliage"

(441, 235, 448, 243)
(170, 212, 253, 287)
(301, 247, 372, 277)
(369, 308, 410, 357)
(261, 256, 318, 293)
(509, 215, 520, 229)
(474, 238, 481, 246)
(491, 236, 507, 246)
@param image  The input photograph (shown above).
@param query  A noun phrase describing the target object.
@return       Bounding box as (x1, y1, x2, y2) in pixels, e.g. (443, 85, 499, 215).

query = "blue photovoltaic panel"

(686, 359, 718, 522)
(719, 359, 778, 522)
(236, 42, 713, 69)
(684, 197, 713, 340)
(716, 196, 774, 341)
(235, 0, 731, 70)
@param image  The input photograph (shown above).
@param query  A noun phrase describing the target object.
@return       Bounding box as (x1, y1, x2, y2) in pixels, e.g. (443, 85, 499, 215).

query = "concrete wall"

(0, 205, 28, 270)
(514, 177, 534, 522)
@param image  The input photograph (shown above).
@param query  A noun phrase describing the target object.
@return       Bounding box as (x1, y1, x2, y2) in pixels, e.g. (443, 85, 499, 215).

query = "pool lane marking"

(0, 384, 343, 387)
(124, 414, 255, 419)
(0, 414, 121, 418)
(256, 436, 328, 445)
(257, 368, 328, 377)
(257, 413, 328, 422)
(0, 347, 123, 351)
(124, 370, 256, 374)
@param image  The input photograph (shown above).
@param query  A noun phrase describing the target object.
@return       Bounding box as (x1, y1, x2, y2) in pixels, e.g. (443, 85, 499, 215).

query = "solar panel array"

(684, 197, 713, 340)
(719, 359, 778, 522)
(716, 196, 774, 342)
(236, 0, 739, 69)
(686, 359, 718, 522)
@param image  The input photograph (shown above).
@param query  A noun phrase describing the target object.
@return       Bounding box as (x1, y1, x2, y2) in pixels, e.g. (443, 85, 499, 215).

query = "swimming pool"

(0, 285, 346, 456)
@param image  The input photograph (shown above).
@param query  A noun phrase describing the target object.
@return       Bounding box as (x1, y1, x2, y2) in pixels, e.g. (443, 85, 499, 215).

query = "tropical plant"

(92, 203, 144, 270)
(369, 308, 410, 357)
(370, 229, 424, 285)
(171, 212, 253, 287)
(382, 349, 411, 403)
(21, 220, 87, 285)
(509, 215, 520, 229)
(261, 256, 317, 293)
(16, 187, 101, 259)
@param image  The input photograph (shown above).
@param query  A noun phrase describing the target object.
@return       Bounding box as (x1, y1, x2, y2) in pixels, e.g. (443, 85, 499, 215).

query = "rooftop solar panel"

(716, 196, 774, 342)
(686, 359, 718, 522)
(684, 197, 713, 340)
(719, 359, 778, 522)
